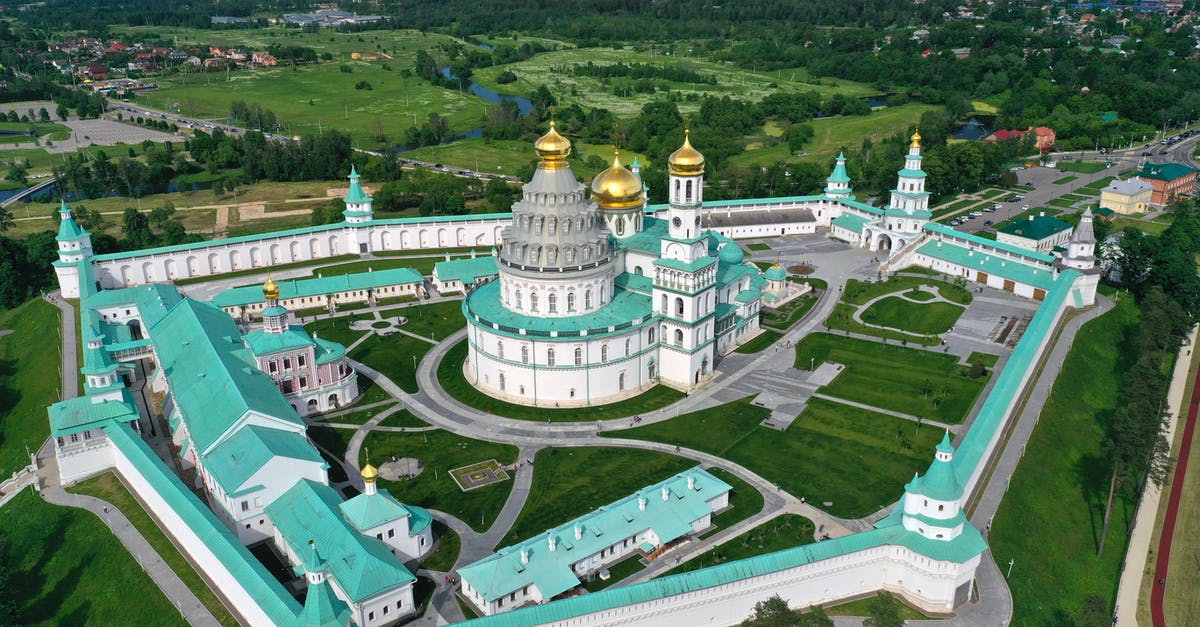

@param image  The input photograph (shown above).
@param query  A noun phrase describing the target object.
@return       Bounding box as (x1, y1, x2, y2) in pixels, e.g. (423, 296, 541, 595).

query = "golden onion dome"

(534, 121, 572, 168)
(361, 463, 378, 483)
(591, 151, 644, 209)
(910, 129, 922, 149)
(668, 129, 705, 175)
(262, 275, 280, 300)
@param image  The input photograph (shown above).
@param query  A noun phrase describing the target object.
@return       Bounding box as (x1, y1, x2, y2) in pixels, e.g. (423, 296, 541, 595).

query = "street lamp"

(1007, 558, 1015, 578)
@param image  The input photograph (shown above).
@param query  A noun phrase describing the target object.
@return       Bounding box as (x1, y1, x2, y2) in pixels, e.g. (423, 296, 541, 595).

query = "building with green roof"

(214, 267, 424, 320)
(433, 253, 500, 294)
(339, 463, 434, 563)
(996, 213, 1073, 254)
(1137, 161, 1198, 205)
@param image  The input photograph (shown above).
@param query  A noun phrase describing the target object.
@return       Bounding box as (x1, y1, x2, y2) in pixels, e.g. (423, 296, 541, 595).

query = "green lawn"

(825, 303, 941, 346)
(841, 277, 972, 306)
(733, 330, 781, 354)
(704, 467, 765, 534)
(610, 396, 939, 517)
(659, 515, 816, 576)
(72, 473, 238, 626)
(384, 300, 466, 341)
(1057, 161, 1110, 174)
(0, 299, 62, 474)
(350, 332, 435, 393)
(1112, 216, 1169, 236)
(966, 351, 1000, 368)
(437, 340, 685, 421)
(731, 103, 937, 165)
(582, 554, 647, 591)
(0, 488, 186, 626)
(1052, 175, 1079, 185)
(1048, 197, 1079, 208)
(760, 278, 826, 331)
(859, 297, 964, 335)
(827, 594, 928, 620)
(794, 333, 987, 424)
(500, 447, 695, 546)
(747, 243, 771, 251)
(303, 314, 371, 348)
(421, 521, 460, 572)
(990, 296, 1140, 625)
(363, 429, 518, 532)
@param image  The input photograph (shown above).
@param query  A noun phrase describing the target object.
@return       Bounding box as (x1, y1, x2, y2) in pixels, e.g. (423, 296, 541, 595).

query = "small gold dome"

(534, 121, 572, 169)
(361, 463, 378, 483)
(668, 129, 705, 176)
(910, 130, 922, 149)
(263, 275, 280, 300)
(591, 151, 644, 209)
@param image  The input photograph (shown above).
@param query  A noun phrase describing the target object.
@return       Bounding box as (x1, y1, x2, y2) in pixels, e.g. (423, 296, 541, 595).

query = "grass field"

(747, 243, 771, 251)
(704, 468, 765, 534)
(437, 340, 685, 421)
(471, 47, 875, 119)
(610, 396, 940, 517)
(381, 299, 466, 341)
(825, 303, 940, 346)
(794, 333, 987, 424)
(1048, 197, 1080, 208)
(842, 277, 972, 306)
(966, 351, 1000, 368)
(0, 488, 186, 626)
(759, 279, 826, 331)
(362, 429, 519, 532)
(990, 296, 1140, 625)
(0, 299, 61, 474)
(731, 103, 937, 165)
(1112, 216, 1169, 236)
(1158, 345, 1200, 625)
(660, 514, 816, 577)
(733, 330, 782, 354)
(350, 332, 435, 393)
(303, 314, 371, 348)
(422, 521, 460, 573)
(72, 473, 238, 626)
(499, 447, 695, 546)
(1056, 160, 1110, 174)
(859, 297, 964, 335)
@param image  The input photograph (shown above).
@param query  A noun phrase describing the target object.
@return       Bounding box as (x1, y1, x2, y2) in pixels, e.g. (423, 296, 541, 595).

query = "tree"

(0, 208, 12, 233)
(121, 207, 155, 249)
(968, 359, 987, 378)
(742, 595, 834, 627)
(56, 104, 68, 121)
(864, 593, 904, 627)
(4, 163, 27, 187)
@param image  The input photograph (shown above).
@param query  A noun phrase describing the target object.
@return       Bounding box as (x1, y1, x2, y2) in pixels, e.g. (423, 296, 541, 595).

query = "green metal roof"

(433, 256, 498, 285)
(105, 422, 303, 623)
(655, 255, 716, 273)
(212, 268, 424, 308)
(203, 425, 325, 495)
(463, 280, 652, 338)
(764, 265, 786, 281)
(715, 262, 758, 290)
(88, 284, 183, 328)
(733, 289, 760, 304)
(923, 222, 1056, 263)
(831, 213, 871, 233)
(56, 216, 88, 242)
(344, 166, 373, 204)
(997, 215, 1071, 241)
(339, 488, 412, 531)
(48, 391, 139, 437)
(1138, 162, 1197, 182)
(292, 577, 352, 627)
(406, 504, 432, 536)
(613, 272, 653, 295)
(459, 468, 731, 604)
(827, 154, 851, 183)
(904, 433, 963, 501)
(244, 327, 316, 356)
(149, 299, 303, 454)
(915, 240, 1058, 291)
(896, 168, 927, 179)
(461, 522, 984, 627)
(616, 217, 670, 256)
(313, 336, 346, 365)
(266, 479, 415, 603)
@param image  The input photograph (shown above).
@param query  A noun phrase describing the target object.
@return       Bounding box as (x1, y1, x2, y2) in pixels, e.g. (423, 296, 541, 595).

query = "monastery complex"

(41, 123, 1102, 626)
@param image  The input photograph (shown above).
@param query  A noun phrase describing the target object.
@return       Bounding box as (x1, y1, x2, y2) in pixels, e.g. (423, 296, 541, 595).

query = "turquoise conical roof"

(827, 153, 851, 184)
(907, 432, 963, 502)
(297, 578, 352, 627)
(343, 166, 373, 205)
(56, 200, 88, 242)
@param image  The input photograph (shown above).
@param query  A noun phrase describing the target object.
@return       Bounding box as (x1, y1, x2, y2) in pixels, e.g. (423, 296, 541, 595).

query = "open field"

(363, 429, 518, 532)
(1112, 216, 1169, 236)
(611, 397, 940, 518)
(0, 299, 62, 474)
(794, 333, 988, 424)
(729, 103, 937, 166)
(471, 47, 876, 119)
(841, 277, 972, 306)
(990, 296, 1139, 625)
(500, 447, 695, 546)
(859, 297, 964, 335)
(0, 488, 186, 626)
(72, 473, 238, 626)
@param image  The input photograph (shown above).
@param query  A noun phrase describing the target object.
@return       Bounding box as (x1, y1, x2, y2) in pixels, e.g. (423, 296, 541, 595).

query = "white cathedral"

(461, 124, 765, 406)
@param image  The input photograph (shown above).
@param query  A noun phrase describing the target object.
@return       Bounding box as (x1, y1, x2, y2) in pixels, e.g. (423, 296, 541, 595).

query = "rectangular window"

(368, 612, 374, 621)
(83, 430, 92, 440)
(387, 529, 395, 538)
(382, 606, 389, 616)
(377, 533, 383, 540)
(241, 500, 249, 512)
(269, 361, 278, 374)
(298, 355, 306, 367)
(70, 433, 79, 443)
(299, 376, 308, 388)
(283, 358, 291, 369)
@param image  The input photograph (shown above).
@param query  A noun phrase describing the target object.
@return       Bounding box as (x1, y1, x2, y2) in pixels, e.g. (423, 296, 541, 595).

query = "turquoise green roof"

(997, 215, 1072, 241)
(923, 223, 1056, 264)
(715, 261, 758, 290)
(904, 433, 963, 501)
(831, 213, 871, 233)
(212, 268, 424, 308)
(150, 299, 303, 454)
(105, 422, 303, 623)
(915, 240, 1057, 291)
(734, 289, 761, 304)
(339, 488, 412, 531)
(266, 479, 415, 603)
(203, 425, 325, 495)
(1138, 162, 1197, 182)
(244, 327, 316, 356)
(48, 391, 139, 437)
(88, 284, 183, 328)
(56, 216, 88, 243)
(464, 279, 652, 339)
(313, 336, 346, 365)
(613, 272, 653, 295)
(81, 336, 121, 376)
(262, 305, 289, 318)
(897, 168, 926, 178)
(655, 255, 717, 273)
(406, 504, 432, 536)
(433, 256, 498, 285)
(718, 242, 744, 264)
(344, 166, 373, 205)
(827, 154, 851, 183)
(294, 577, 352, 627)
(459, 468, 731, 604)
(461, 521, 984, 627)
(764, 265, 786, 281)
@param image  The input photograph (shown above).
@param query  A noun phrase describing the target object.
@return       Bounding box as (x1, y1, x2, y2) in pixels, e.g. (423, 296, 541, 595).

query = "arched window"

(635, 266, 643, 275)
(616, 219, 624, 236)
(514, 288, 522, 310)
(547, 348, 555, 366)
(685, 180, 693, 202)
(648, 327, 656, 343)
(574, 347, 583, 366)
(624, 338, 631, 355)
(601, 286, 606, 302)
(499, 373, 506, 391)
(548, 292, 557, 313)
(674, 329, 684, 344)
(531, 292, 539, 312)
(497, 341, 504, 360)
(601, 344, 608, 362)
(661, 294, 668, 314)
(619, 372, 626, 390)
(567, 292, 576, 311)
(675, 297, 684, 316)
(521, 345, 529, 364)
(585, 290, 593, 309)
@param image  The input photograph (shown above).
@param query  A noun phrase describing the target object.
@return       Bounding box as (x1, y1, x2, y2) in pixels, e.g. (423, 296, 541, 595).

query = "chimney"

(520, 549, 529, 565)
(661, 486, 670, 501)
(687, 475, 696, 490)
(548, 535, 557, 552)
(574, 525, 582, 541)
(638, 496, 647, 511)
(1039, 211, 1045, 217)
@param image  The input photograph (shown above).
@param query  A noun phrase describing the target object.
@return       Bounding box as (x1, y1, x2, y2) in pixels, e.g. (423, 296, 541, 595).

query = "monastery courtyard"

(136, 231, 1061, 624)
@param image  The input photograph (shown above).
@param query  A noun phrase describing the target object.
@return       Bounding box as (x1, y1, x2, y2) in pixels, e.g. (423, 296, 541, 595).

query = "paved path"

(46, 291, 78, 400)
(36, 454, 221, 627)
(1114, 326, 1198, 626)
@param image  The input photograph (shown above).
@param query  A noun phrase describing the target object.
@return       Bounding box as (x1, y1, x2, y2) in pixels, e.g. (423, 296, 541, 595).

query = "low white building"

(340, 463, 435, 562)
(995, 213, 1073, 254)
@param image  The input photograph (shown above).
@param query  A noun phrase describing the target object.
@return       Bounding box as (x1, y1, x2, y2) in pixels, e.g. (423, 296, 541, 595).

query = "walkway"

(46, 291, 78, 400)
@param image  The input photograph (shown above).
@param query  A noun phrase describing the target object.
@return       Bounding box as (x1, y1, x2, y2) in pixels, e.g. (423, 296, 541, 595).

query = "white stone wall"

(362, 518, 433, 563)
(55, 432, 117, 485)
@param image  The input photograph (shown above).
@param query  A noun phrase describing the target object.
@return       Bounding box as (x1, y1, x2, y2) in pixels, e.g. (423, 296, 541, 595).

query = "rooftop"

(996, 215, 1072, 241)
(463, 280, 652, 338)
(1102, 178, 1153, 195)
(1138, 162, 1198, 182)
(48, 391, 139, 437)
(203, 425, 325, 495)
(212, 268, 424, 308)
(433, 256, 499, 285)
(915, 240, 1058, 291)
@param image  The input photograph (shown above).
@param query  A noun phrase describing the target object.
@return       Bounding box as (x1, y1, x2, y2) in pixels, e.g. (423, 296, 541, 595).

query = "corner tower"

(53, 200, 93, 298)
(342, 165, 374, 224)
(825, 152, 853, 199)
(1059, 207, 1101, 306)
(901, 433, 969, 542)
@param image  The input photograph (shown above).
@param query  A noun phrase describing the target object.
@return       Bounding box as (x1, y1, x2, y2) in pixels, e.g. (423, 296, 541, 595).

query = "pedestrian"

(103, 506, 108, 513)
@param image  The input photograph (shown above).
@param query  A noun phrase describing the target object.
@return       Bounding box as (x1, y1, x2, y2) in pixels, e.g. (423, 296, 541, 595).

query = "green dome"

(764, 264, 787, 281)
(719, 243, 744, 264)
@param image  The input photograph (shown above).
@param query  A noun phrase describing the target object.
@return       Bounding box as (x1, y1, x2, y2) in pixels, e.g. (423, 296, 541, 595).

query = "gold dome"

(534, 121, 572, 169)
(668, 129, 705, 176)
(591, 151, 644, 209)
(910, 129, 922, 149)
(263, 274, 280, 300)
(361, 463, 378, 483)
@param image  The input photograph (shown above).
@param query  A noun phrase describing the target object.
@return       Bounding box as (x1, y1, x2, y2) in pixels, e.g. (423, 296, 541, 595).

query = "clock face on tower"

(672, 217, 682, 228)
